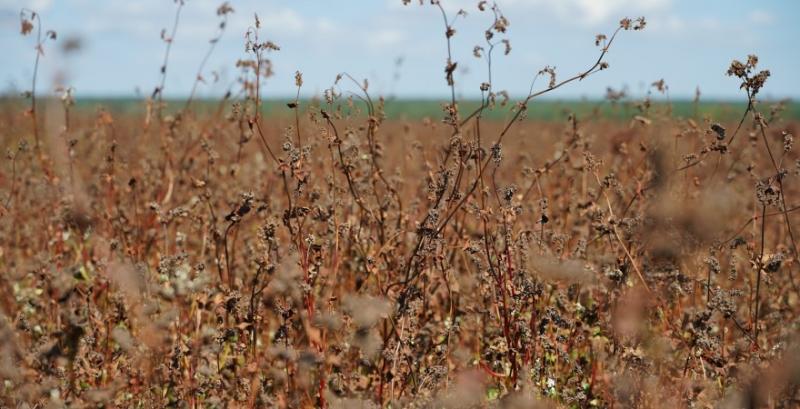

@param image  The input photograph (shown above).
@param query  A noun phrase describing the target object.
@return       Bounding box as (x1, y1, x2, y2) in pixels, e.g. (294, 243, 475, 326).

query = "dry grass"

(1, 2, 799, 408)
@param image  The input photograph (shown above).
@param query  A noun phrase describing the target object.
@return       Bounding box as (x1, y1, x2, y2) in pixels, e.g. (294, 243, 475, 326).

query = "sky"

(0, 0, 798, 100)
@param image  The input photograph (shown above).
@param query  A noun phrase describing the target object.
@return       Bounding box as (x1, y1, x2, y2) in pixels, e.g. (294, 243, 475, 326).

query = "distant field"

(13, 97, 796, 122)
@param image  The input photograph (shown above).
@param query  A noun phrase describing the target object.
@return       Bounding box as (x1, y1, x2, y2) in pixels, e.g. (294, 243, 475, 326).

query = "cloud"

(399, 0, 672, 26)
(258, 8, 306, 34)
(533, 0, 671, 26)
(748, 10, 774, 25)
(575, 0, 669, 24)
(0, 0, 52, 13)
(61, 0, 312, 45)
(366, 29, 404, 49)
(0, 0, 52, 28)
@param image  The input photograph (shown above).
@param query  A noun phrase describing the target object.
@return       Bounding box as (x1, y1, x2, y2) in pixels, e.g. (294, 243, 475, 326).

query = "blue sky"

(1, 0, 798, 100)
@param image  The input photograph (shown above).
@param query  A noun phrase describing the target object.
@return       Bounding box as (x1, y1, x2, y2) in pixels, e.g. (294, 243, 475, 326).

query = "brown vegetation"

(1, 2, 799, 408)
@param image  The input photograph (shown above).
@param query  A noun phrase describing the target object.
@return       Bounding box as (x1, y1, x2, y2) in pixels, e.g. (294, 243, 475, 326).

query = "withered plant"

(1, 2, 799, 409)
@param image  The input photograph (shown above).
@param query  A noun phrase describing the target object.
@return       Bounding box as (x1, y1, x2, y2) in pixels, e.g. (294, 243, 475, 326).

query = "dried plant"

(1, 2, 799, 409)
(19, 9, 56, 154)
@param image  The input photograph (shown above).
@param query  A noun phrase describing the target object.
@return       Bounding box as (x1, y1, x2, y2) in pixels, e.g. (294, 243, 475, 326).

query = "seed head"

(20, 18, 33, 35)
(783, 131, 793, 153)
(710, 123, 726, 140)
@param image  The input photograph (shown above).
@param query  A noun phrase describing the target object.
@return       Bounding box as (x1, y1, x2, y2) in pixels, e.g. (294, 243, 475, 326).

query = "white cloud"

(542, 0, 671, 26)
(69, 0, 310, 44)
(581, 0, 658, 23)
(0, 0, 52, 13)
(258, 8, 306, 33)
(396, 0, 671, 26)
(748, 10, 774, 25)
(367, 29, 404, 49)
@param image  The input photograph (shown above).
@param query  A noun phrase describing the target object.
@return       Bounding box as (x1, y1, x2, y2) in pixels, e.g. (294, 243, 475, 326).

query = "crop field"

(11, 98, 798, 123)
(1, 1, 799, 408)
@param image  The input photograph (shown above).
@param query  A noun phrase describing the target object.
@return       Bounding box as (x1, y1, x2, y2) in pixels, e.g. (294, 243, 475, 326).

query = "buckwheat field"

(1, 1, 799, 408)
